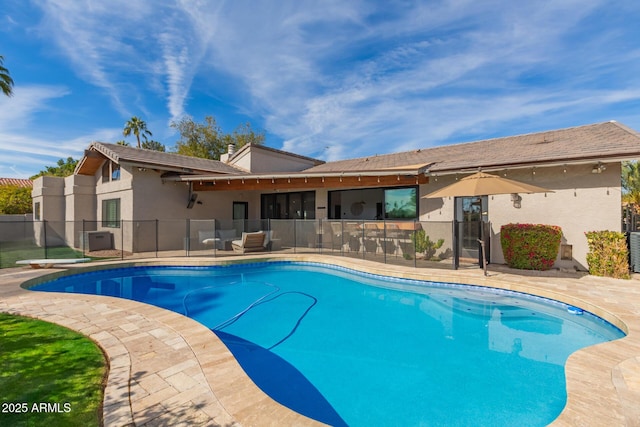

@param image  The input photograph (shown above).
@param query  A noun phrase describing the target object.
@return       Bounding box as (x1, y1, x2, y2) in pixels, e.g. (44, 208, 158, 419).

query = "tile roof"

(0, 178, 33, 187)
(305, 121, 640, 174)
(86, 142, 245, 175)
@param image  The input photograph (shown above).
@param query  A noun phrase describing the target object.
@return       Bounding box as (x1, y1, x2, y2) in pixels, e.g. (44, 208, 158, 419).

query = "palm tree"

(0, 55, 14, 97)
(123, 116, 152, 148)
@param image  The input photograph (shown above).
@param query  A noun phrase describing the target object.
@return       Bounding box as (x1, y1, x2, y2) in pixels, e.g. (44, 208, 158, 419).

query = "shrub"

(585, 231, 630, 279)
(411, 229, 444, 260)
(500, 224, 562, 270)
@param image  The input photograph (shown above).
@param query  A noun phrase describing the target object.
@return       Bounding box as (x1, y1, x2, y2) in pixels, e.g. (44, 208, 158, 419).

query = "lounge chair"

(231, 231, 266, 254)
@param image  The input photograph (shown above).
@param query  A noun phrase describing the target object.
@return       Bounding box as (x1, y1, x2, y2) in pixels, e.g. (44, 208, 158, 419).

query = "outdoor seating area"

(1, 218, 461, 270)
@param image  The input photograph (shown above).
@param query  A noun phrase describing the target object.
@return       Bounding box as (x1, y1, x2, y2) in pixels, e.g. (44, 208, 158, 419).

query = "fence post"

(155, 220, 159, 258)
(293, 219, 297, 253)
(362, 220, 365, 259)
(340, 220, 344, 256)
(186, 219, 190, 257)
(452, 220, 458, 270)
(383, 220, 387, 264)
(43, 220, 48, 259)
(121, 220, 124, 260)
(413, 220, 417, 268)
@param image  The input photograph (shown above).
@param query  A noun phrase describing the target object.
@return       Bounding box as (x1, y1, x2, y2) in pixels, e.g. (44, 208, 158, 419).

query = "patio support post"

(82, 219, 85, 257)
(293, 219, 297, 253)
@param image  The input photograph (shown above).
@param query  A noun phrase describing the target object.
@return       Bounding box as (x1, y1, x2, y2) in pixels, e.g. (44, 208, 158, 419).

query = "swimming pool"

(32, 262, 624, 426)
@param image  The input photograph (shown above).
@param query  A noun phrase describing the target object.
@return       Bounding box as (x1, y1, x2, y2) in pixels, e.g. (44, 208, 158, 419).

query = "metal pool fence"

(0, 219, 460, 270)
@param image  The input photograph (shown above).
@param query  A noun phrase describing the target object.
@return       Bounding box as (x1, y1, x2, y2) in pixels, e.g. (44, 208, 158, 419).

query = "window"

(261, 191, 315, 219)
(102, 161, 120, 183)
(102, 198, 121, 228)
(328, 186, 417, 219)
(384, 187, 417, 219)
(111, 163, 120, 181)
(34, 202, 41, 220)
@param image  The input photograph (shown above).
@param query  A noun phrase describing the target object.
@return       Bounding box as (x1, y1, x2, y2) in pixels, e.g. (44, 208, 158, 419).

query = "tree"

(116, 140, 130, 146)
(223, 122, 266, 147)
(123, 116, 152, 148)
(171, 115, 264, 160)
(141, 140, 166, 152)
(0, 186, 32, 214)
(0, 55, 14, 97)
(623, 161, 640, 205)
(30, 157, 78, 179)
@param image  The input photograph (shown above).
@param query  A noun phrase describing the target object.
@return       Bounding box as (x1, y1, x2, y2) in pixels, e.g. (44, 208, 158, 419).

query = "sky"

(1, 0, 640, 179)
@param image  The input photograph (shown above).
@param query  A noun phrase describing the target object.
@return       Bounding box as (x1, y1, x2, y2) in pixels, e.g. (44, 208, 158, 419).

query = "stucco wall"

(63, 174, 96, 247)
(230, 147, 318, 173)
(129, 167, 261, 251)
(31, 176, 65, 246)
(419, 164, 622, 270)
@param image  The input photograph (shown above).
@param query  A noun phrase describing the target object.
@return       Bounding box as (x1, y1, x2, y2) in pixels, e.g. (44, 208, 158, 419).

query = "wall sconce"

(592, 162, 606, 174)
(511, 193, 522, 209)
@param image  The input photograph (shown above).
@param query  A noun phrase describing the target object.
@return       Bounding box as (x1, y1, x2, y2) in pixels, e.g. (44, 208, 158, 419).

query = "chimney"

(220, 144, 236, 163)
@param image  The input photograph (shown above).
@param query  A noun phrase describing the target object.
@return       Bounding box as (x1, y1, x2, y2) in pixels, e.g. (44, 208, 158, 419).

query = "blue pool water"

(32, 262, 624, 426)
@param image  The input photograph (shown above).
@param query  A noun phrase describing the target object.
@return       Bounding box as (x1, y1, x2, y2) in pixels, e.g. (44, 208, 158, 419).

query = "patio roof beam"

(191, 174, 428, 191)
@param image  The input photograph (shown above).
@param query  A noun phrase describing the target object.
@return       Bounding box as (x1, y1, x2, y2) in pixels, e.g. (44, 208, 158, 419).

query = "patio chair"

(231, 231, 266, 254)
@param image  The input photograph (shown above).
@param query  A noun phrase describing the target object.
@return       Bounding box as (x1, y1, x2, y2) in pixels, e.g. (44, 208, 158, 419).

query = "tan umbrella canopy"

(423, 171, 553, 198)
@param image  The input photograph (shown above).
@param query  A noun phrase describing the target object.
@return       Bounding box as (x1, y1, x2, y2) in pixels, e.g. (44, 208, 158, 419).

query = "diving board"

(16, 258, 91, 269)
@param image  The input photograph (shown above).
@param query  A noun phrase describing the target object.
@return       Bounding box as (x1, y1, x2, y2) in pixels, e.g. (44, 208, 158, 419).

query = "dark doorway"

(455, 196, 488, 266)
(233, 201, 248, 233)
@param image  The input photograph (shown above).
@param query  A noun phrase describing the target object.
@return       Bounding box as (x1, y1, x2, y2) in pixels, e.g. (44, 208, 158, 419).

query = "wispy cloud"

(0, 84, 120, 177)
(5, 0, 640, 180)
(0, 85, 70, 130)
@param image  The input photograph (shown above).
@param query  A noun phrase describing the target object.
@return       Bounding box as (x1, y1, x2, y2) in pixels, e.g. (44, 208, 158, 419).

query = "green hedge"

(585, 231, 630, 279)
(500, 224, 562, 270)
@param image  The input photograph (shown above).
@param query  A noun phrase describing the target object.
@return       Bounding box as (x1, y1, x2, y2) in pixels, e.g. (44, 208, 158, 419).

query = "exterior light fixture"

(511, 193, 522, 209)
(592, 162, 606, 174)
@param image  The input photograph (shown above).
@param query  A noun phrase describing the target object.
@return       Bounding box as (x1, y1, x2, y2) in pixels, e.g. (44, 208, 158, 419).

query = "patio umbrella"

(423, 171, 553, 276)
(422, 171, 553, 198)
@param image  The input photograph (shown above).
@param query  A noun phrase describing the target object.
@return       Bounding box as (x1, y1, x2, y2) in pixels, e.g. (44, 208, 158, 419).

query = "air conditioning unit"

(82, 231, 113, 251)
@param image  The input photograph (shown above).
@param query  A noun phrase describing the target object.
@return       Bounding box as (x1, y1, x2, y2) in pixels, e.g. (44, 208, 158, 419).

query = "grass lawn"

(0, 243, 108, 269)
(0, 313, 107, 427)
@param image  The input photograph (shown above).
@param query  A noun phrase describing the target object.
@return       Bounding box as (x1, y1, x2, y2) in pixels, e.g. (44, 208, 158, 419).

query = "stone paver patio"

(1, 254, 640, 426)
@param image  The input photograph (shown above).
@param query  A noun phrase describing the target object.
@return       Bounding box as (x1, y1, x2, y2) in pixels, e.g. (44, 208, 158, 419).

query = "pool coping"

(2, 254, 640, 426)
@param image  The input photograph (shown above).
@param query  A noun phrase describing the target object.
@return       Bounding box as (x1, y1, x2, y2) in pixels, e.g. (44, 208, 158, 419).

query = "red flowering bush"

(500, 224, 562, 270)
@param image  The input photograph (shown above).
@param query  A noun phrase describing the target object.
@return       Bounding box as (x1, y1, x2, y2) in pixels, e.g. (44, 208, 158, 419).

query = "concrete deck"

(1, 255, 640, 426)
